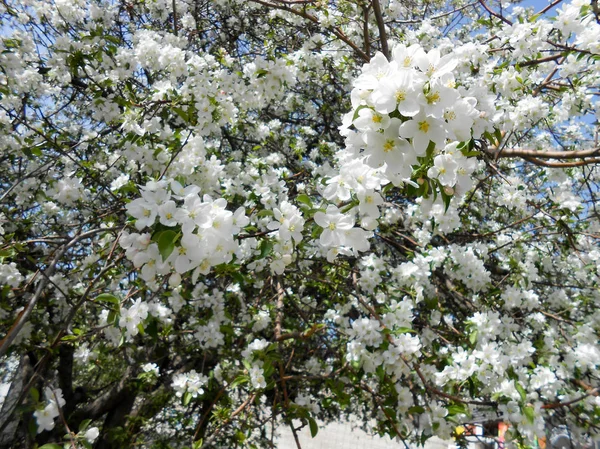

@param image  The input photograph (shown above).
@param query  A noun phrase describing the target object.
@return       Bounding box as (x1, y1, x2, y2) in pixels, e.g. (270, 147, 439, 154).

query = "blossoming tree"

(0, 0, 599, 448)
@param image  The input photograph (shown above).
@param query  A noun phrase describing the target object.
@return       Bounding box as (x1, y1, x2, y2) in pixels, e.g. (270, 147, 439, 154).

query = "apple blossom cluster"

(339, 43, 494, 201)
(172, 370, 209, 399)
(189, 286, 229, 349)
(345, 305, 422, 377)
(0, 262, 23, 288)
(264, 200, 306, 274)
(122, 179, 248, 285)
(242, 339, 271, 389)
(33, 387, 66, 433)
(313, 204, 373, 262)
(488, 0, 600, 132)
(118, 298, 150, 340)
(447, 245, 491, 292)
(31, 385, 101, 443)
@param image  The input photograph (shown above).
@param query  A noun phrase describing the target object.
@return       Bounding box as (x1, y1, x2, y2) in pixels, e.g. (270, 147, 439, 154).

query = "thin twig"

(290, 422, 303, 449)
(479, 0, 512, 25)
(536, 0, 564, 15)
(248, 0, 370, 62)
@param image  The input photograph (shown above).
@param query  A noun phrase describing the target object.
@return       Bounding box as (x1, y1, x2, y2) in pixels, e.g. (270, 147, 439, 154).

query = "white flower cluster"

(447, 245, 491, 292)
(314, 205, 372, 262)
(118, 298, 149, 340)
(0, 262, 23, 288)
(265, 201, 306, 274)
(248, 363, 267, 390)
(242, 339, 270, 390)
(294, 392, 320, 415)
(341, 44, 493, 196)
(345, 306, 422, 376)
(142, 363, 160, 376)
(122, 179, 248, 284)
(48, 176, 86, 205)
(172, 370, 208, 398)
(243, 55, 298, 106)
(241, 338, 270, 359)
(33, 387, 66, 433)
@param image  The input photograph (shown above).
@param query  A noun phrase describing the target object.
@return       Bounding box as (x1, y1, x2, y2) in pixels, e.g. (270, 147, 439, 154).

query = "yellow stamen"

(444, 111, 456, 121)
(426, 92, 440, 104)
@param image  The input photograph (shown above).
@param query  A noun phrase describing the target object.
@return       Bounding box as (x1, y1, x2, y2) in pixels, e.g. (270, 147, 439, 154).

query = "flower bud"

(169, 272, 182, 288)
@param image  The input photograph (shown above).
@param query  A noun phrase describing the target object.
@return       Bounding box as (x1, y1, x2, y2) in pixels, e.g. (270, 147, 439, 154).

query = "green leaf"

(523, 405, 535, 423)
(229, 375, 248, 389)
(106, 310, 117, 325)
(447, 403, 469, 417)
(297, 194, 313, 208)
(231, 271, 245, 285)
(494, 128, 503, 144)
(440, 188, 452, 212)
(308, 417, 318, 438)
(173, 107, 189, 122)
(96, 293, 119, 305)
(408, 405, 425, 414)
(461, 149, 480, 157)
(30, 146, 42, 157)
(469, 330, 478, 346)
(235, 429, 247, 443)
(79, 419, 92, 431)
(183, 391, 193, 406)
(515, 381, 527, 402)
(0, 248, 15, 258)
(219, 325, 235, 340)
(157, 230, 178, 261)
(258, 240, 273, 259)
(60, 335, 79, 342)
(30, 387, 39, 403)
(352, 104, 369, 122)
(38, 445, 62, 449)
(256, 69, 269, 78)
(256, 209, 274, 218)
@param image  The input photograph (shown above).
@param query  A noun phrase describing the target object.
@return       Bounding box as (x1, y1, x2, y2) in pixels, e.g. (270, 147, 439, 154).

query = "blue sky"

(508, 0, 561, 16)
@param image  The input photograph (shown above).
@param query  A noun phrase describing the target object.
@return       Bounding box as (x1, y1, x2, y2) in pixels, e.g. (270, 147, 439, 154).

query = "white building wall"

(276, 422, 450, 449)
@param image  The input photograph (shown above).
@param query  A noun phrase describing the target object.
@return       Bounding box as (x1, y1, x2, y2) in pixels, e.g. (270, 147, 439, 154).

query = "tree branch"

(68, 366, 134, 430)
(371, 0, 389, 59)
(492, 146, 600, 160)
(0, 227, 120, 358)
(362, 5, 371, 57)
(522, 157, 600, 167)
(248, 0, 370, 62)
